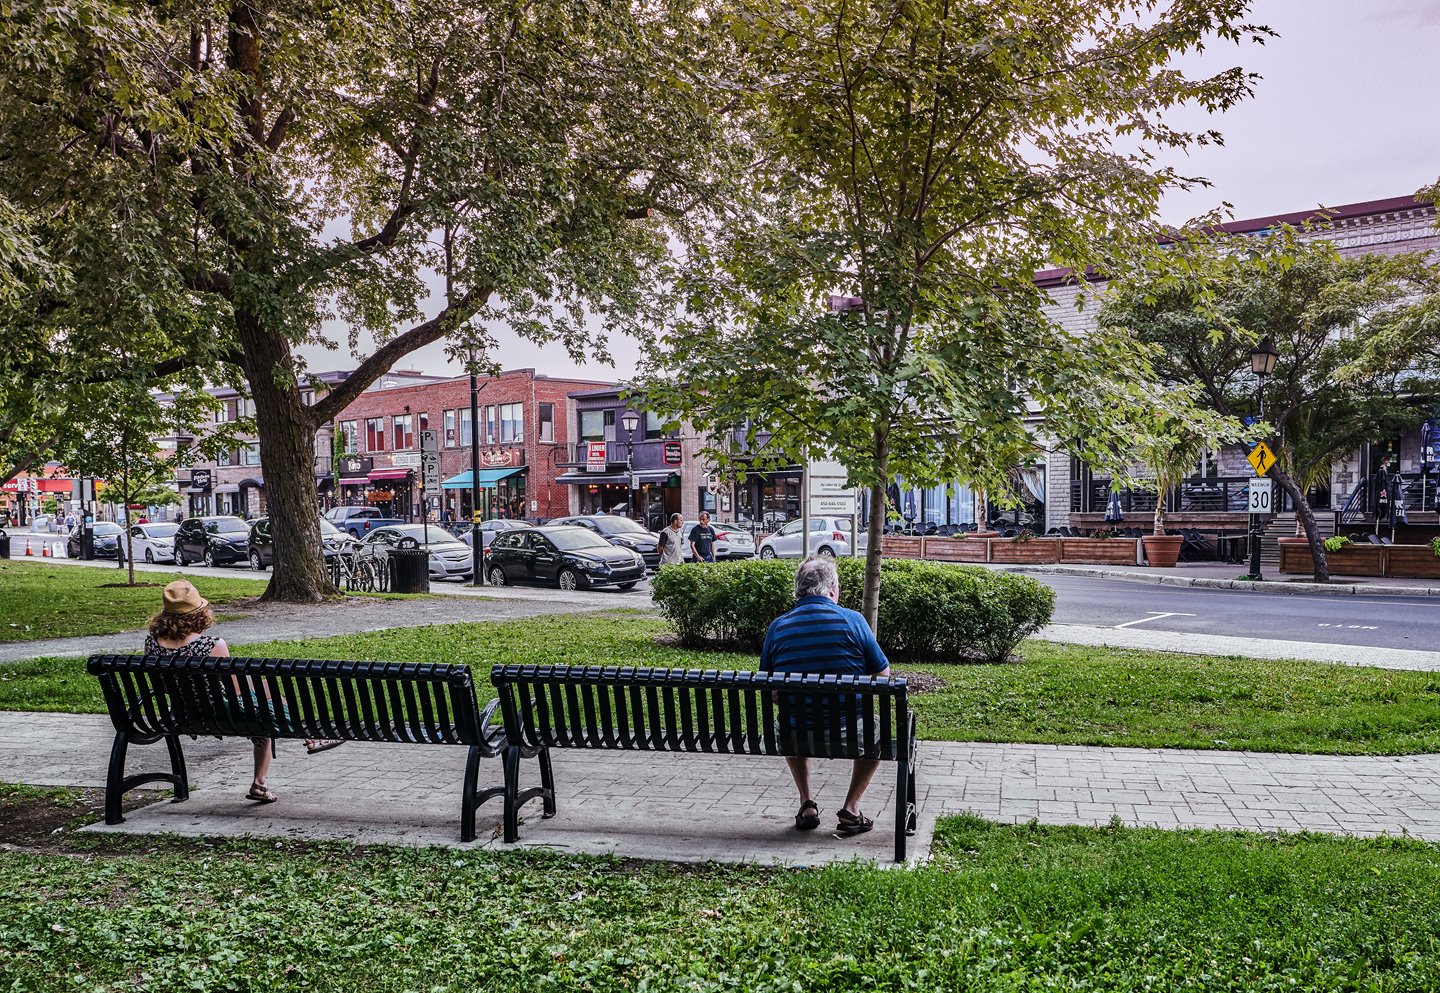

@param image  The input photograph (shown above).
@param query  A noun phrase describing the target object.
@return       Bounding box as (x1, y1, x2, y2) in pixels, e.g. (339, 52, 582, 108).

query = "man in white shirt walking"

(656, 513, 685, 566)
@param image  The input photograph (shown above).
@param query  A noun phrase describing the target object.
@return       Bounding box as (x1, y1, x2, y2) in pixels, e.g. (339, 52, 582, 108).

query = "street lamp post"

(621, 409, 640, 521)
(469, 354, 484, 586)
(1247, 336, 1279, 582)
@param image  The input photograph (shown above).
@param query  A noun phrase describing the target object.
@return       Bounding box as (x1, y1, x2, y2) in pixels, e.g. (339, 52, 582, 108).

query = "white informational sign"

(811, 476, 850, 497)
(391, 452, 421, 468)
(586, 441, 608, 473)
(419, 430, 441, 490)
(1247, 477, 1273, 514)
(706, 475, 720, 495)
(811, 495, 857, 516)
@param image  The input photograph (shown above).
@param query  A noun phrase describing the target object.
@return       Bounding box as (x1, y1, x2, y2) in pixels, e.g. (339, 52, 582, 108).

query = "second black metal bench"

(86, 654, 541, 841)
(490, 664, 920, 861)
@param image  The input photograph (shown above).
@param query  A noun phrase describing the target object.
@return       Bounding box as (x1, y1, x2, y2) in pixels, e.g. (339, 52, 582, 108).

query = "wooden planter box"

(1280, 542, 1384, 576)
(1383, 545, 1440, 579)
(1058, 538, 1140, 565)
(987, 538, 1060, 564)
(881, 535, 923, 559)
(923, 537, 990, 563)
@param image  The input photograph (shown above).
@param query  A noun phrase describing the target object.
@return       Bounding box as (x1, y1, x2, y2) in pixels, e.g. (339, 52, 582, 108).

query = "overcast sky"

(301, 0, 1440, 383)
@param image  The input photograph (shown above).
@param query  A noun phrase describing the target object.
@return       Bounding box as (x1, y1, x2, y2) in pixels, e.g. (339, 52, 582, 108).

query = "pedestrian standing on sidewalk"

(657, 513, 685, 566)
(688, 511, 719, 563)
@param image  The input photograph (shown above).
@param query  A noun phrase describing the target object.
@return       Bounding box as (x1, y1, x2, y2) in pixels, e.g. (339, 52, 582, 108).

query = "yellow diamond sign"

(1247, 441, 1276, 476)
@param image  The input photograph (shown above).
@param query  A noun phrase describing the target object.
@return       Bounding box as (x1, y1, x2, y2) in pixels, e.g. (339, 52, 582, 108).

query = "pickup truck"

(324, 506, 408, 538)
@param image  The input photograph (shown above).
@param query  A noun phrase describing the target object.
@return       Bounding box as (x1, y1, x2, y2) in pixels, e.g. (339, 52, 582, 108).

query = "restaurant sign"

(663, 441, 683, 466)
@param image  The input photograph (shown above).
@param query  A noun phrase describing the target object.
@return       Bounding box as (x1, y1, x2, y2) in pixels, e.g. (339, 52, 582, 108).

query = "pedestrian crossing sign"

(1247, 441, 1276, 476)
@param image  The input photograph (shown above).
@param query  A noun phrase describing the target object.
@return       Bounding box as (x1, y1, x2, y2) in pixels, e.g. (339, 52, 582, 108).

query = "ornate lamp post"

(1246, 336, 1279, 582)
(621, 409, 641, 520)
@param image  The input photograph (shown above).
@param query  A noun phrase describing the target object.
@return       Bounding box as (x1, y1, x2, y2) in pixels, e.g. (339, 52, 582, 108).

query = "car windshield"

(390, 525, 460, 546)
(544, 528, 614, 551)
(593, 517, 650, 536)
(205, 518, 249, 534)
(142, 524, 178, 538)
(318, 518, 342, 536)
(93, 523, 122, 535)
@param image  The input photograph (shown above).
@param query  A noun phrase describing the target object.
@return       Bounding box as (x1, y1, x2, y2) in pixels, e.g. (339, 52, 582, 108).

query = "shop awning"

(555, 472, 627, 486)
(368, 468, 413, 481)
(441, 467, 526, 490)
(237, 477, 264, 489)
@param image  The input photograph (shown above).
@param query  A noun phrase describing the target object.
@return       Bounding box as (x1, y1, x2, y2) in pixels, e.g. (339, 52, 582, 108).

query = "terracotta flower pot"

(966, 530, 1000, 539)
(1141, 534, 1183, 568)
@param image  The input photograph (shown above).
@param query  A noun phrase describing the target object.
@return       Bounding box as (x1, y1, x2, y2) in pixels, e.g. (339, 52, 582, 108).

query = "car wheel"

(487, 566, 507, 586)
(617, 581, 638, 591)
(817, 546, 836, 558)
(175, 548, 187, 566)
(144, 548, 154, 563)
(349, 528, 361, 539)
(557, 568, 580, 591)
(203, 548, 216, 568)
(759, 546, 776, 559)
(249, 550, 265, 572)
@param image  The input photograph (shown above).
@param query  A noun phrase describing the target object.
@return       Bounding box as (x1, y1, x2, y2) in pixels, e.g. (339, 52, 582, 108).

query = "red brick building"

(332, 368, 612, 522)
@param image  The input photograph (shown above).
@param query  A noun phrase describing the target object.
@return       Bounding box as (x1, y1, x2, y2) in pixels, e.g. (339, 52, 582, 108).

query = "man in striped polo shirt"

(760, 556, 891, 835)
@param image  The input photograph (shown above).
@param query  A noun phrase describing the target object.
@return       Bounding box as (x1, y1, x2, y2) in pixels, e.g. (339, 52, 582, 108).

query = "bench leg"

(461, 744, 480, 843)
(502, 746, 521, 843)
(165, 734, 189, 803)
(538, 747, 556, 818)
(894, 759, 910, 863)
(105, 732, 129, 825)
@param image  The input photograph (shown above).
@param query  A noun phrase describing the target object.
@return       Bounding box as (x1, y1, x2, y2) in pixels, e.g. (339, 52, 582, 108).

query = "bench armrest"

(479, 697, 505, 750)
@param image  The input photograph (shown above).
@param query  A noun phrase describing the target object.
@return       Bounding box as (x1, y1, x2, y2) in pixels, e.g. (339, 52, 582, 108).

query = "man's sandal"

(836, 809, 873, 835)
(246, 784, 279, 803)
(794, 800, 821, 831)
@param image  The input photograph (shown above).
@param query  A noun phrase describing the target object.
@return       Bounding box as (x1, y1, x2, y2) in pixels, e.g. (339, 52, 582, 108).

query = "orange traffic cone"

(41, 541, 50, 557)
(24, 539, 32, 555)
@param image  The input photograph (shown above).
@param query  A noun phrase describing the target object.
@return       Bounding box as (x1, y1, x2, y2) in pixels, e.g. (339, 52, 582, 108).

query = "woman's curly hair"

(148, 605, 214, 641)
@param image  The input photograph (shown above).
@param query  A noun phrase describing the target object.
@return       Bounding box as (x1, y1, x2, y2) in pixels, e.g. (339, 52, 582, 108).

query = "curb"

(990, 564, 1440, 598)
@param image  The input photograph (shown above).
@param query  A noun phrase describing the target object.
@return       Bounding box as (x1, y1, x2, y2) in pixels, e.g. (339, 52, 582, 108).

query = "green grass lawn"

(1, 817, 1438, 991)
(0, 560, 269, 642)
(6, 611, 1440, 755)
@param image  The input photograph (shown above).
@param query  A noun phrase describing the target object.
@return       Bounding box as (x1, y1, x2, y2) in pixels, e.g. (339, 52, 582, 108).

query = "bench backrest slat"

(87, 655, 484, 746)
(491, 665, 909, 760)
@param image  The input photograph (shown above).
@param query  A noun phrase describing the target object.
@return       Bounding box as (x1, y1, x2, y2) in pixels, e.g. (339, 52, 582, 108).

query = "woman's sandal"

(305, 739, 344, 754)
(794, 800, 821, 831)
(836, 808, 873, 836)
(246, 783, 279, 803)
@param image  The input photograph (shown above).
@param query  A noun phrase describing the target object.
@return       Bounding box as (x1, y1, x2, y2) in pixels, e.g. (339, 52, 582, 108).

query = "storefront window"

(538, 403, 554, 442)
(580, 409, 606, 441)
(499, 403, 523, 443)
(243, 443, 262, 466)
(339, 420, 358, 454)
(484, 405, 497, 444)
(443, 410, 457, 447)
(644, 411, 665, 440)
(393, 414, 415, 450)
(365, 417, 387, 452)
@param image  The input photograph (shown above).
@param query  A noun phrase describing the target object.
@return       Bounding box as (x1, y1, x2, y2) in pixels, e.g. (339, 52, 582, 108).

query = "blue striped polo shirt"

(759, 596, 890, 677)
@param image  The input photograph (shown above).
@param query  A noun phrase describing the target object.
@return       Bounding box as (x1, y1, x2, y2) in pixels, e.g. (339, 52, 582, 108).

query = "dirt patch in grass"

(0, 784, 155, 849)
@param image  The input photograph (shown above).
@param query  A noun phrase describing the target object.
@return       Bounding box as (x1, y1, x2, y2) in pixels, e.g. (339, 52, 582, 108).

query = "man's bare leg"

(842, 758, 882, 815)
(784, 756, 813, 803)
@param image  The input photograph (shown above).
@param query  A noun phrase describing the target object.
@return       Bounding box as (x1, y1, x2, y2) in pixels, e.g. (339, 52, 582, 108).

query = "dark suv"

(247, 516, 355, 571)
(174, 516, 251, 567)
(547, 515, 661, 568)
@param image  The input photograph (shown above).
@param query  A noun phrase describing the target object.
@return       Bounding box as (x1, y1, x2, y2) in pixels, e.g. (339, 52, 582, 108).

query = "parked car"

(247, 516, 357, 571)
(757, 517, 868, 559)
(66, 521, 125, 559)
(360, 524, 473, 581)
(128, 522, 179, 563)
(547, 515, 661, 567)
(486, 526, 645, 591)
(456, 518, 534, 549)
(678, 520, 756, 561)
(324, 505, 407, 538)
(174, 516, 251, 567)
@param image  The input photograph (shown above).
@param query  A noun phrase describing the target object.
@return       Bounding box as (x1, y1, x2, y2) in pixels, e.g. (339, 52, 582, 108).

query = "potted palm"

(1132, 394, 1245, 569)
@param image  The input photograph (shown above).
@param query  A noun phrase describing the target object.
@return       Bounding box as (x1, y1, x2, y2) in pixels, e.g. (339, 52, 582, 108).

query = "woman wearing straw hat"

(143, 580, 342, 803)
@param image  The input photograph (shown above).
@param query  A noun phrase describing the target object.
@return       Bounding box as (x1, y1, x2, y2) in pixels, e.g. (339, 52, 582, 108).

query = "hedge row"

(650, 557, 1055, 664)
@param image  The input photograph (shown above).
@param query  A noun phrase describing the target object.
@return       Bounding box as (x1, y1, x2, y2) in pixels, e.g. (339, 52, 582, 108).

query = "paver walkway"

(7, 711, 1440, 866)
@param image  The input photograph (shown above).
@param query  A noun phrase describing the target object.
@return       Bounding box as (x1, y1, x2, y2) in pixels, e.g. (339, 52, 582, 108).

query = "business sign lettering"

(663, 441, 683, 466)
(586, 441, 608, 473)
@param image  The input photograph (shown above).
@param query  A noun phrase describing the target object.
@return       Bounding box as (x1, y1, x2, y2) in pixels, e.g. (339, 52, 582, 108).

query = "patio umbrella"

(1392, 472, 1409, 526)
(1104, 489, 1125, 523)
(902, 490, 917, 521)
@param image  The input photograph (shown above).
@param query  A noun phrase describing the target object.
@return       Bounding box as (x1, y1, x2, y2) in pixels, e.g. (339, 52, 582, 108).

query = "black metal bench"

(490, 664, 920, 861)
(86, 654, 537, 841)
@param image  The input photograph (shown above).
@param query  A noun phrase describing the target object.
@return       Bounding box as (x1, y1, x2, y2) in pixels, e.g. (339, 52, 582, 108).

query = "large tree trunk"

(861, 435, 890, 633)
(236, 310, 336, 603)
(1272, 466, 1328, 583)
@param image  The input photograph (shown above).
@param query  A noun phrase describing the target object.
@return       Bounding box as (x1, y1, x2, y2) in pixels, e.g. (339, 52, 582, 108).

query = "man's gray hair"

(795, 556, 840, 598)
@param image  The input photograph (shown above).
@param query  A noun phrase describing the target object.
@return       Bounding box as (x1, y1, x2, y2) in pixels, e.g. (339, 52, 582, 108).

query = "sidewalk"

(7, 711, 1440, 866)
(993, 560, 1440, 597)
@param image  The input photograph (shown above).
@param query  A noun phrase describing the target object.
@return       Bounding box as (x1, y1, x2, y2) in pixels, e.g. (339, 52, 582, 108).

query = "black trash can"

(0, 529, 9, 559)
(388, 545, 430, 594)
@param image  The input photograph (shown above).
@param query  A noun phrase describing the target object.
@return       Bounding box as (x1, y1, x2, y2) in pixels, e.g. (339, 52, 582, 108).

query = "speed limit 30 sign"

(1247, 477, 1273, 514)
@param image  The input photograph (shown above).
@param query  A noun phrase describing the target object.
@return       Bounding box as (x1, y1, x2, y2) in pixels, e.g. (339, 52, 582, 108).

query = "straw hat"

(161, 580, 209, 615)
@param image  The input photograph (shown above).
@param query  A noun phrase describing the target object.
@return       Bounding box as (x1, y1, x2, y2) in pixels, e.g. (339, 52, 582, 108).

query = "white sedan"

(680, 520, 756, 561)
(361, 524, 475, 581)
(757, 517, 868, 559)
(128, 522, 180, 563)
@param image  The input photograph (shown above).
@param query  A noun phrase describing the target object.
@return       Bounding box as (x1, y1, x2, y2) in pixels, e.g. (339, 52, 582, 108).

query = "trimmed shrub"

(651, 558, 1054, 663)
